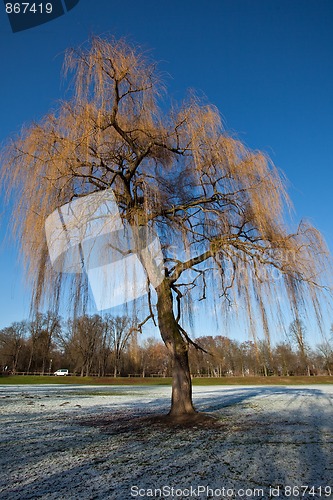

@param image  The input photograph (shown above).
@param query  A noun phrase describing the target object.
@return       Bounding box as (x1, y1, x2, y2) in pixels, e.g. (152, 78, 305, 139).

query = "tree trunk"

(156, 280, 196, 417)
(27, 348, 34, 373)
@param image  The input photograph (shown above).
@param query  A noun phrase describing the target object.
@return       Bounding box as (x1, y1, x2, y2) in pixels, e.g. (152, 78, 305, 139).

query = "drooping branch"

(170, 250, 213, 283)
(177, 324, 210, 355)
(0, 36, 331, 352)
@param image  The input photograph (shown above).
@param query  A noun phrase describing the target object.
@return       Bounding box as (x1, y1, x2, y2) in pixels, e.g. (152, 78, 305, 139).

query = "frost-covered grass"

(1, 385, 333, 499)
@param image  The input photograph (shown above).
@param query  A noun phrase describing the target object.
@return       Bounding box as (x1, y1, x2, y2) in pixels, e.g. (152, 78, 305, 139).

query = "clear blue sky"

(1, 0, 333, 342)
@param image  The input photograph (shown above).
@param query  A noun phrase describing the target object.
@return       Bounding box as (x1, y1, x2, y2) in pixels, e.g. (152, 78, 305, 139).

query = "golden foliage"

(1, 36, 331, 339)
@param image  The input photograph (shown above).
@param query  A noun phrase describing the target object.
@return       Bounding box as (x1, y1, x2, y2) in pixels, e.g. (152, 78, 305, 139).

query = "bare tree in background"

(1, 37, 331, 419)
(27, 313, 43, 373)
(108, 315, 135, 377)
(313, 324, 333, 376)
(289, 319, 311, 376)
(0, 321, 27, 373)
(140, 337, 169, 377)
(38, 311, 61, 374)
(27, 311, 60, 373)
(69, 314, 104, 377)
(274, 342, 298, 376)
(316, 340, 333, 376)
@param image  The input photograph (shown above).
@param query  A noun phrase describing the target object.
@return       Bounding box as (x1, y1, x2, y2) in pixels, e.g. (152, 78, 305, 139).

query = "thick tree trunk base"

(156, 279, 196, 418)
(82, 411, 223, 433)
(168, 408, 197, 418)
(143, 412, 221, 428)
(168, 357, 196, 417)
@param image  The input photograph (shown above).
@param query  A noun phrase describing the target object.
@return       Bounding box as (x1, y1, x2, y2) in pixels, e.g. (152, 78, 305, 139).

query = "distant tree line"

(190, 323, 333, 377)
(0, 312, 170, 377)
(0, 313, 332, 377)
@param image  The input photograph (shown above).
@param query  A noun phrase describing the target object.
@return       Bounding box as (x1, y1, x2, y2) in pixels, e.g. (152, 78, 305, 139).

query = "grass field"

(1, 382, 333, 498)
(1, 384, 333, 498)
(1, 374, 332, 385)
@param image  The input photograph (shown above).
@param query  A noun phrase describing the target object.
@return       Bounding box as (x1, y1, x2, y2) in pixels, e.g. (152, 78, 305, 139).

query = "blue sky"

(0, 0, 333, 342)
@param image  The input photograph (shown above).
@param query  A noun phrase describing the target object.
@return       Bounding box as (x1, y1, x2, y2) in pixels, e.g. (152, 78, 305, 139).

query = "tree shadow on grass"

(1, 386, 333, 499)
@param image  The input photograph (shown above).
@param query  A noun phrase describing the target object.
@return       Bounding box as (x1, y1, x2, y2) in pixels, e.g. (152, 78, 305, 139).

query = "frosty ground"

(0, 384, 332, 500)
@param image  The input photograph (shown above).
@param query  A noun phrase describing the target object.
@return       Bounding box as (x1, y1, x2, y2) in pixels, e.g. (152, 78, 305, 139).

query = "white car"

(54, 369, 69, 376)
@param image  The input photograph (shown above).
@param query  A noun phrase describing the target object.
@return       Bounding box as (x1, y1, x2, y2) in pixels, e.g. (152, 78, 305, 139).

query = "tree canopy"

(1, 37, 331, 416)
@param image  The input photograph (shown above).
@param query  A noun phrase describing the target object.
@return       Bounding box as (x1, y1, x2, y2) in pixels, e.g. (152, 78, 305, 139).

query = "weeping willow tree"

(1, 37, 331, 418)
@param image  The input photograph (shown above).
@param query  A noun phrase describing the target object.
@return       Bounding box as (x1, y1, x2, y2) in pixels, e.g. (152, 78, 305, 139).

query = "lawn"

(1, 374, 332, 385)
(1, 384, 332, 499)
